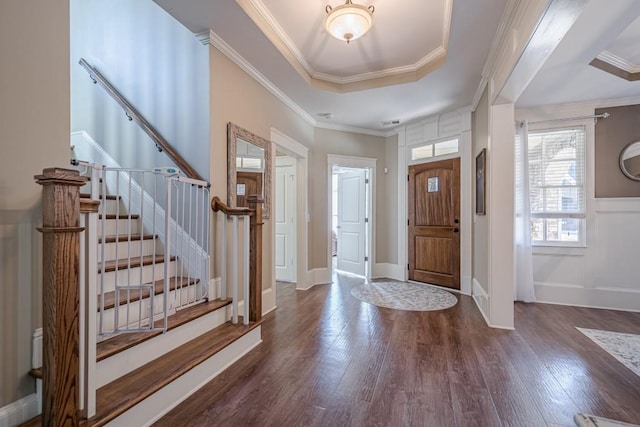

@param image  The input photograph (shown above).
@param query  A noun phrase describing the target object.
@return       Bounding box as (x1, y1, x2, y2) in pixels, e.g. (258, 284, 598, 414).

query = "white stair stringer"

(104, 326, 262, 427)
(96, 305, 230, 388)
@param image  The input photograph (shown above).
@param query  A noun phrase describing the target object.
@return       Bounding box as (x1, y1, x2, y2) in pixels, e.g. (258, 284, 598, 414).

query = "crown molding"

(597, 50, 640, 74)
(236, 0, 453, 90)
(198, 30, 317, 127)
(197, 30, 403, 137)
(312, 47, 447, 85)
(315, 121, 396, 138)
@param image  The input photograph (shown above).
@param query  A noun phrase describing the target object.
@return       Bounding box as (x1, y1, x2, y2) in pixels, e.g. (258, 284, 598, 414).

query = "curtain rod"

(527, 112, 610, 126)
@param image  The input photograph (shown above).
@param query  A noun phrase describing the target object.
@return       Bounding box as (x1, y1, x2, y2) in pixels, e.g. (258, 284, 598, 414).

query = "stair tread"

(100, 234, 156, 243)
(99, 276, 199, 311)
(22, 318, 256, 427)
(90, 319, 260, 426)
(98, 255, 175, 273)
(80, 193, 120, 200)
(96, 298, 232, 361)
(98, 213, 140, 220)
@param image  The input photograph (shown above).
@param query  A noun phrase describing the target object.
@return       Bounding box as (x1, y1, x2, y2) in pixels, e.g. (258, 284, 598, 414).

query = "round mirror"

(620, 141, 640, 181)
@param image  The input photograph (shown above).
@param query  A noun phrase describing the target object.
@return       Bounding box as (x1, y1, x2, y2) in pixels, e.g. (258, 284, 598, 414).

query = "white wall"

(71, 0, 210, 180)
(517, 98, 640, 311)
(0, 0, 70, 408)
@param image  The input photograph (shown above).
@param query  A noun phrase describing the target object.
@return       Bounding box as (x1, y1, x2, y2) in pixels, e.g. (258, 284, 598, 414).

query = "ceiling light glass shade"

(324, 1, 374, 43)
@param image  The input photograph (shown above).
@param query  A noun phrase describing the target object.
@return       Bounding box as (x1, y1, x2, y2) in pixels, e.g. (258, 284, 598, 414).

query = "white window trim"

(408, 136, 460, 165)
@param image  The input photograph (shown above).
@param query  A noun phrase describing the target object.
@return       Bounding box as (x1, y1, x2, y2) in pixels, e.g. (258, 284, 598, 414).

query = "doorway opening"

(329, 159, 374, 278)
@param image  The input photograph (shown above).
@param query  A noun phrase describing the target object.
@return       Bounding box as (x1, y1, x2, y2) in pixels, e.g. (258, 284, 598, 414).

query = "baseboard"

(534, 282, 640, 313)
(372, 263, 404, 281)
(0, 394, 39, 427)
(298, 268, 331, 290)
(461, 275, 472, 296)
(108, 327, 262, 427)
(236, 288, 277, 317)
(472, 278, 491, 327)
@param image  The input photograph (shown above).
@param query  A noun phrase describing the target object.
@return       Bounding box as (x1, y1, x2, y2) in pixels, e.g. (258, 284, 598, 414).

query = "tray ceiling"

(236, 0, 453, 92)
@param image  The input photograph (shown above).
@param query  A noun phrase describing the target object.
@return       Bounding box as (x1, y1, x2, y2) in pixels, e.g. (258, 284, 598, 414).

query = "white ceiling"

(154, 0, 640, 132)
(154, 0, 507, 132)
(249, 0, 451, 83)
(517, 1, 640, 108)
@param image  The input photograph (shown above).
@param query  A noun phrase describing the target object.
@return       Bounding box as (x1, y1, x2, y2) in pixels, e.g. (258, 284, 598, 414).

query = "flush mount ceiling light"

(324, 0, 375, 44)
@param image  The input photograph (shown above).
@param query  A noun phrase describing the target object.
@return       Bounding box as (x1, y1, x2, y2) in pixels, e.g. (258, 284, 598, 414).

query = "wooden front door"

(408, 158, 460, 289)
(236, 171, 263, 209)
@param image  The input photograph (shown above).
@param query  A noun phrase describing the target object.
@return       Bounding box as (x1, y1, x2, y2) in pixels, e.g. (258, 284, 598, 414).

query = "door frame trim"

(397, 111, 473, 295)
(327, 154, 376, 279)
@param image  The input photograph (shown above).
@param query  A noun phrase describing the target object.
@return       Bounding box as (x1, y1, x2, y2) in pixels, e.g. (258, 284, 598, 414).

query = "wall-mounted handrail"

(78, 58, 207, 183)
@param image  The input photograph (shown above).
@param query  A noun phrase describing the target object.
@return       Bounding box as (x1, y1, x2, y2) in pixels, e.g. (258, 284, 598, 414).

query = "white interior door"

(337, 169, 366, 276)
(275, 159, 296, 282)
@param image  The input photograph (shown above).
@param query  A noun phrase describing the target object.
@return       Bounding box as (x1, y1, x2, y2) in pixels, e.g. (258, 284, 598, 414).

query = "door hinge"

(407, 219, 410, 226)
(365, 218, 369, 223)
(407, 174, 410, 181)
(407, 263, 410, 270)
(365, 256, 369, 262)
(365, 178, 369, 184)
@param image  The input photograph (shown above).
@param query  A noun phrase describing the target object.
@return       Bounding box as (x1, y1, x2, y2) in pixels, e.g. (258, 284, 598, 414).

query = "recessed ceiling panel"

(237, 0, 452, 91)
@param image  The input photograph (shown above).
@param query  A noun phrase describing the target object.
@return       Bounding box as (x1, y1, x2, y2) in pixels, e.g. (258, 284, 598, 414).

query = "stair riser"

(99, 218, 140, 236)
(97, 284, 206, 333)
(96, 303, 230, 388)
(97, 198, 122, 213)
(99, 261, 177, 293)
(99, 240, 158, 263)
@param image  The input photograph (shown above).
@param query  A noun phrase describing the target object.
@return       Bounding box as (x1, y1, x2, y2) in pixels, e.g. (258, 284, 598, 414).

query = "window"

(411, 138, 458, 161)
(527, 127, 585, 245)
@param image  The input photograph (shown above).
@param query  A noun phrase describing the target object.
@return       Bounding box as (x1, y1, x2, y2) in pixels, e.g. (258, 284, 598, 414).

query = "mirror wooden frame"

(619, 141, 640, 182)
(227, 122, 272, 218)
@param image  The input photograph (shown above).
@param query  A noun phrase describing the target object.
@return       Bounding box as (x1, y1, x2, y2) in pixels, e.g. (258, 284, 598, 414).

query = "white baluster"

(232, 215, 239, 324)
(243, 215, 250, 325)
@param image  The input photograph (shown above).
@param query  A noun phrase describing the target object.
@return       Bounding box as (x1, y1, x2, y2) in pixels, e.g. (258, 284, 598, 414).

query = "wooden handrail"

(78, 58, 207, 183)
(211, 196, 253, 216)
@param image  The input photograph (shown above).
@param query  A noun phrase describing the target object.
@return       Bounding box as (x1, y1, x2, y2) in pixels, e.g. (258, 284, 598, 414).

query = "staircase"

(27, 167, 264, 426)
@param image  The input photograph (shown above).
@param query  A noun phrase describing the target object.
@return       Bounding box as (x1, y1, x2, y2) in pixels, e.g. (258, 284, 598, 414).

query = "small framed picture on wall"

(476, 148, 486, 215)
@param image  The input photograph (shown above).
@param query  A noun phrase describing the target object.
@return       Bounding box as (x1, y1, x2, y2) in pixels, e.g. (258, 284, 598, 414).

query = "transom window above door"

(411, 138, 459, 161)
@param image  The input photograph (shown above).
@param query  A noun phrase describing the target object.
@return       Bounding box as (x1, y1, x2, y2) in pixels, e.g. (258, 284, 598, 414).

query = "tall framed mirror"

(227, 123, 272, 218)
(620, 141, 640, 182)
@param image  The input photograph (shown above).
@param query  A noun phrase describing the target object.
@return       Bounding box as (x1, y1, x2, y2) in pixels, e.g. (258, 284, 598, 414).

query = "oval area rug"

(351, 281, 457, 311)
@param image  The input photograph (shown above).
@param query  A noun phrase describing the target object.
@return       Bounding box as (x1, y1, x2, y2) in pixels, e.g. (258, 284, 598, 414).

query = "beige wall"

(594, 105, 640, 197)
(311, 128, 390, 268)
(472, 87, 489, 292)
(0, 0, 70, 406)
(384, 134, 399, 264)
(210, 46, 394, 279)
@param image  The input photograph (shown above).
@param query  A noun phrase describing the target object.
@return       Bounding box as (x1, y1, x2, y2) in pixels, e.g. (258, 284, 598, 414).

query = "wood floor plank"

(156, 275, 640, 426)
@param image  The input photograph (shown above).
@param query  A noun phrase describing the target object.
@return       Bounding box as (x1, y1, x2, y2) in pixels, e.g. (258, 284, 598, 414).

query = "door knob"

(454, 218, 459, 224)
(453, 228, 459, 233)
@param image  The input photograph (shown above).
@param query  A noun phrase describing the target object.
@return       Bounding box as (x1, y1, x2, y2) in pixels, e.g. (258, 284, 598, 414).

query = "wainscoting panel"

(532, 199, 640, 311)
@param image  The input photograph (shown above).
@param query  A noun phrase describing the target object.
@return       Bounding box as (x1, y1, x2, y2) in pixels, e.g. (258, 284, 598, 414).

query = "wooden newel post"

(247, 196, 263, 322)
(35, 168, 88, 426)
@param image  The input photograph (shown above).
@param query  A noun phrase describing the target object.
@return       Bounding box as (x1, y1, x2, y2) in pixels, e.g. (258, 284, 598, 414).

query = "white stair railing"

(213, 202, 251, 326)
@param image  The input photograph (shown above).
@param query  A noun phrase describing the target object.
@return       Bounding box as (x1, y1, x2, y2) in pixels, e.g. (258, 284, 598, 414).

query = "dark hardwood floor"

(156, 273, 640, 426)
